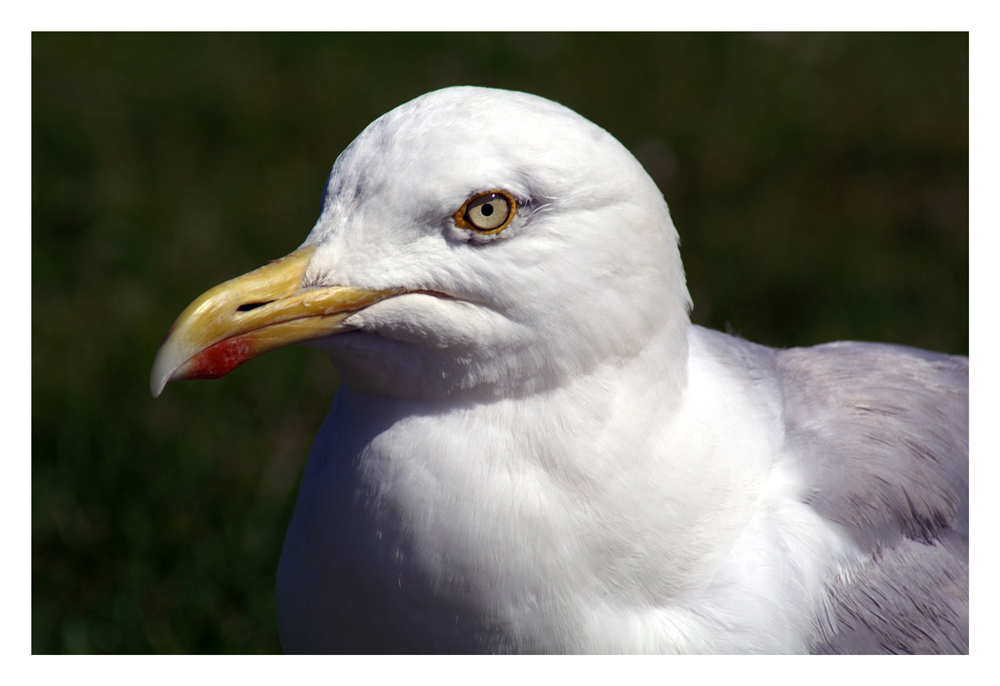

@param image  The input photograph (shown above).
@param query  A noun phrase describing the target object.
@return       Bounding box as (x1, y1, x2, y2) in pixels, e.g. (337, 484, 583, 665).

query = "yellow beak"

(150, 245, 400, 397)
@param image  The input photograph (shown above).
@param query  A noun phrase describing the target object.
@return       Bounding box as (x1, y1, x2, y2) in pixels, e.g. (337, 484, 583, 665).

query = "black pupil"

(481, 202, 494, 217)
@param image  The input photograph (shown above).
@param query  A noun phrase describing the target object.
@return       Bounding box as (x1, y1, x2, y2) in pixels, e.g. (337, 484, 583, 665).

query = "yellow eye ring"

(454, 190, 517, 234)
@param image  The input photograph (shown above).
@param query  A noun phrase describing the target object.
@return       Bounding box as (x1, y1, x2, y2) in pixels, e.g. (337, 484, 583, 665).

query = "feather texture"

(154, 86, 968, 653)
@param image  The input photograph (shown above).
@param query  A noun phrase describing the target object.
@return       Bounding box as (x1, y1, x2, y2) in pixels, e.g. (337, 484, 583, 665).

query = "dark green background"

(32, 33, 968, 653)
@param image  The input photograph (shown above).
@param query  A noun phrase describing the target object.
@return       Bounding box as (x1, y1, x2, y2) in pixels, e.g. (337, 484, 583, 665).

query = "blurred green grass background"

(32, 33, 968, 653)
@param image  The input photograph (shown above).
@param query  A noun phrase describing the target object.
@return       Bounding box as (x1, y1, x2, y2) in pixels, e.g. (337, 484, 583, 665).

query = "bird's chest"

(275, 375, 786, 653)
(276, 394, 662, 653)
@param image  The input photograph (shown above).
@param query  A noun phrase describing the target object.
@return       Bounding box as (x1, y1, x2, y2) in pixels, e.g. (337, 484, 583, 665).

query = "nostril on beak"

(237, 301, 275, 313)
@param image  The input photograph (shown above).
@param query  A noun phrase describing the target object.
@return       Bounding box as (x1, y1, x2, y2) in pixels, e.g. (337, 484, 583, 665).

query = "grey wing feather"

(774, 341, 968, 654)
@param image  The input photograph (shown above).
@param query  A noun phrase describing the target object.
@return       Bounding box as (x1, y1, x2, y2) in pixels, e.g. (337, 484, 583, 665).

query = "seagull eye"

(454, 190, 516, 234)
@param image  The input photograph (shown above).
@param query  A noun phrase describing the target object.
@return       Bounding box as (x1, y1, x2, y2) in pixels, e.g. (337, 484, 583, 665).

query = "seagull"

(150, 86, 968, 654)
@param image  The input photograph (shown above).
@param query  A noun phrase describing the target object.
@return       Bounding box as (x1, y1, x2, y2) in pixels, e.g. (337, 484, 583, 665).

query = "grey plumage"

(698, 327, 968, 653)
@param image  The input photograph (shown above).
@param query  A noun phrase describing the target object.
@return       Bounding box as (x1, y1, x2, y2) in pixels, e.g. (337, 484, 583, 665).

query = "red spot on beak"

(184, 336, 255, 380)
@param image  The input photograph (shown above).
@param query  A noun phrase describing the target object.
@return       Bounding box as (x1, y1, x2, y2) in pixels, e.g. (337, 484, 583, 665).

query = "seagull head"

(151, 86, 691, 400)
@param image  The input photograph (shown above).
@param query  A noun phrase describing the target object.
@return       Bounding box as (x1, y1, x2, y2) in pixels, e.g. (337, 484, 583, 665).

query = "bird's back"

(766, 335, 968, 653)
